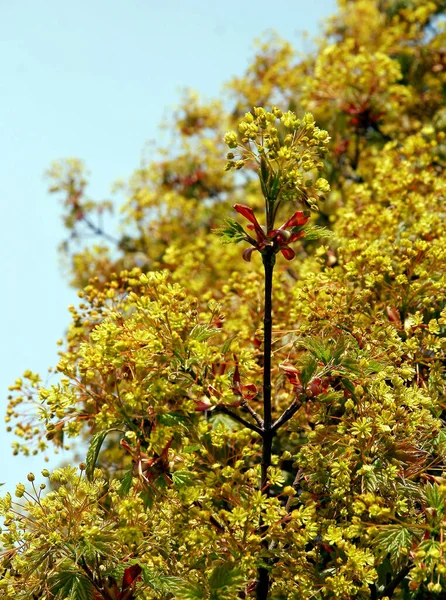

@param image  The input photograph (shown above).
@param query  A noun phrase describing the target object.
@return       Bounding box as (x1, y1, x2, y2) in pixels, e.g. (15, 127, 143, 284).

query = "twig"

(82, 215, 121, 245)
(241, 399, 264, 428)
(271, 398, 301, 432)
(382, 563, 413, 598)
(214, 405, 263, 436)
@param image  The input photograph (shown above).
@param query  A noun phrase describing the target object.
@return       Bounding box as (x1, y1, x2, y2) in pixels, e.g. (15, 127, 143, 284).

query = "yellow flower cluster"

(224, 106, 330, 211)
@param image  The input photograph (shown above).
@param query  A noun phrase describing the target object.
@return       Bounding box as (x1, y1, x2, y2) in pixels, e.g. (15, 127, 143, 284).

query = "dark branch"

(214, 405, 263, 436)
(241, 399, 264, 428)
(271, 398, 301, 432)
(81, 215, 121, 245)
(256, 247, 275, 600)
(382, 563, 413, 598)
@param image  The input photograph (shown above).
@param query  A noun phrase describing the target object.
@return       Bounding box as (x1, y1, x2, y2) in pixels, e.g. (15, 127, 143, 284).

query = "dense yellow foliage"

(2, 1, 446, 598)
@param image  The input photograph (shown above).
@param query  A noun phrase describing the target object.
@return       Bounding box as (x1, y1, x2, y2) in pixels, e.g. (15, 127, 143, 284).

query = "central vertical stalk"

(261, 246, 274, 491)
(256, 246, 275, 600)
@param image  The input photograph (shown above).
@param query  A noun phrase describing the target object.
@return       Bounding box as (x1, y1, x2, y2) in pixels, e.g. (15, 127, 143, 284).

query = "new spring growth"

(224, 106, 330, 216)
(223, 107, 330, 261)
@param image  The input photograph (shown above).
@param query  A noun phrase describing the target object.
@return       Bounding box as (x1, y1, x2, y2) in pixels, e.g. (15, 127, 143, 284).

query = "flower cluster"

(223, 107, 330, 262)
(224, 107, 330, 214)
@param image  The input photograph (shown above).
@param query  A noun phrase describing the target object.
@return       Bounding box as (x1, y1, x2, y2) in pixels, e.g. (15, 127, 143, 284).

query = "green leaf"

(341, 378, 356, 395)
(434, 429, 446, 458)
(119, 468, 134, 497)
(158, 412, 189, 428)
(145, 572, 204, 599)
(366, 360, 385, 374)
(189, 324, 217, 342)
(299, 355, 319, 386)
(374, 526, 419, 566)
(424, 482, 445, 513)
(184, 443, 201, 453)
(215, 218, 247, 244)
(222, 334, 238, 354)
(86, 429, 114, 481)
(269, 169, 282, 200)
(209, 412, 240, 431)
(172, 469, 195, 488)
(302, 337, 333, 364)
(209, 563, 245, 599)
(301, 224, 334, 241)
(48, 569, 93, 600)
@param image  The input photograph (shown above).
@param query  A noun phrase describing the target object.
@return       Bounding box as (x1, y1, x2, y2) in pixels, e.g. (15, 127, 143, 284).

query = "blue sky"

(0, 0, 336, 492)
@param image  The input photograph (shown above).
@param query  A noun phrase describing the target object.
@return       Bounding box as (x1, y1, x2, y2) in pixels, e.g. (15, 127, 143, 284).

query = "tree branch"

(214, 405, 263, 436)
(256, 247, 275, 600)
(241, 399, 264, 428)
(381, 563, 413, 598)
(81, 215, 121, 245)
(271, 398, 301, 432)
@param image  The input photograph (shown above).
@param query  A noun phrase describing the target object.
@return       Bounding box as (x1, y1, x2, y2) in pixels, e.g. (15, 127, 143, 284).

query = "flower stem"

(256, 246, 275, 600)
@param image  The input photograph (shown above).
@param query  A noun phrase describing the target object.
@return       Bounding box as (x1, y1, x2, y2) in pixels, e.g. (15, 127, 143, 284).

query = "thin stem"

(381, 563, 413, 598)
(368, 563, 412, 599)
(256, 246, 275, 600)
(241, 399, 264, 428)
(213, 405, 263, 436)
(271, 398, 301, 432)
(81, 215, 121, 245)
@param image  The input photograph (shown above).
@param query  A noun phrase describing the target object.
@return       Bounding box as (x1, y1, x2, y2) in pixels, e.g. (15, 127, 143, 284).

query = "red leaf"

(195, 399, 212, 411)
(240, 384, 258, 400)
(242, 247, 256, 262)
(279, 211, 310, 229)
(233, 360, 241, 386)
(288, 230, 306, 243)
(306, 378, 325, 398)
(280, 247, 296, 260)
(233, 204, 265, 240)
(208, 384, 219, 396)
(233, 204, 259, 225)
(386, 306, 402, 328)
(280, 363, 302, 386)
(121, 564, 142, 593)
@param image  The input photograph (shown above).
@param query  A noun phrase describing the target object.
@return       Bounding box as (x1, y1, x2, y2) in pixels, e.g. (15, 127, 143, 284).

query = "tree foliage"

(2, 1, 446, 598)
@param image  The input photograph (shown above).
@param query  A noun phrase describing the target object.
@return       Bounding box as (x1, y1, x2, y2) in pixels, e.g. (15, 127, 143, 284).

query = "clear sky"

(0, 0, 337, 493)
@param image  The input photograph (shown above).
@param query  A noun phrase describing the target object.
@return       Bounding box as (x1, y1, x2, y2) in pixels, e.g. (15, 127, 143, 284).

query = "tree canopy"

(2, 1, 446, 598)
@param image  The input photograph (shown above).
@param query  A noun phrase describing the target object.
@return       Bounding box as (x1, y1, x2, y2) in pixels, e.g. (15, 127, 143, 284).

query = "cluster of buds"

(224, 107, 330, 214)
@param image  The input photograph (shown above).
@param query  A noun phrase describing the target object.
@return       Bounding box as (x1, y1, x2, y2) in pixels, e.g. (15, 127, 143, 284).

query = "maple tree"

(2, 1, 446, 598)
